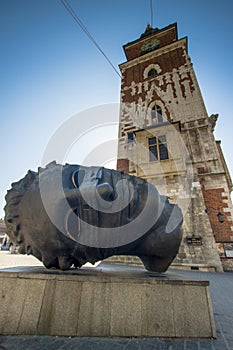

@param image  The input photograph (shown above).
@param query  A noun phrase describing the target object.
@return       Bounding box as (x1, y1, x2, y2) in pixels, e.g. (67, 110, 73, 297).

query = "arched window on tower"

(151, 105, 163, 124)
(148, 68, 157, 78)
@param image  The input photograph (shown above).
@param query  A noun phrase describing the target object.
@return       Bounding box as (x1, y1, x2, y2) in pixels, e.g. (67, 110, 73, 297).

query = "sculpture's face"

(5, 162, 183, 272)
(5, 163, 152, 269)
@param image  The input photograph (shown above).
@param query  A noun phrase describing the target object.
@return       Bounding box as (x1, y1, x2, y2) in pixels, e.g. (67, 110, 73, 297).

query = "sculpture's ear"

(72, 170, 85, 188)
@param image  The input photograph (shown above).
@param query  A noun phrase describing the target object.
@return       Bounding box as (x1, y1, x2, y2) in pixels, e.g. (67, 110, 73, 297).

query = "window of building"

(158, 136, 169, 160)
(151, 105, 163, 124)
(149, 135, 169, 162)
(143, 64, 162, 79)
(148, 68, 157, 78)
(127, 132, 134, 142)
(149, 137, 158, 161)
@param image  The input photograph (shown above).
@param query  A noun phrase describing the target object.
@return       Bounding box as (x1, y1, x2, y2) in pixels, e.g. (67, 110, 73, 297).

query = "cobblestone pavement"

(0, 252, 233, 349)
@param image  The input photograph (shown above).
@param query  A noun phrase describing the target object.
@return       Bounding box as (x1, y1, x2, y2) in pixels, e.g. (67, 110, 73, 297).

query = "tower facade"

(117, 23, 233, 271)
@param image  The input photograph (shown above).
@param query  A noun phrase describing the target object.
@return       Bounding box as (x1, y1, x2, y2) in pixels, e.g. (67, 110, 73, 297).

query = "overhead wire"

(150, 0, 154, 27)
(59, 0, 121, 78)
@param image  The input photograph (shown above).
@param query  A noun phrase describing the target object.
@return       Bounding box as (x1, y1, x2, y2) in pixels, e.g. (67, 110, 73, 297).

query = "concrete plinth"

(0, 264, 216, 338)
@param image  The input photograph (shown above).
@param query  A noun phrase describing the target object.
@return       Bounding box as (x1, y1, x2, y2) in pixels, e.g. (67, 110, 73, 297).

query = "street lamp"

(205, 207, 224, 223)
(217, 211, 224, 223)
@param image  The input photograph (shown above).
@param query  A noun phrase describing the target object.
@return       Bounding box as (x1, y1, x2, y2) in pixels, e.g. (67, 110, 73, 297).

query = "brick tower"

(117, 23, 233, 271)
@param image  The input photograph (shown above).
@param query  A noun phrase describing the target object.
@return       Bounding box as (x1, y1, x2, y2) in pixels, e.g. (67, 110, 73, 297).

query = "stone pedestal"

(0, 264, 216, 338)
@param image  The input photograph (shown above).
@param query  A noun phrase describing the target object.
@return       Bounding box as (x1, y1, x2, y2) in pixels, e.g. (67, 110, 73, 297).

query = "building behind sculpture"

(116, 23, 233, 271)
(0, 222, 6, 245)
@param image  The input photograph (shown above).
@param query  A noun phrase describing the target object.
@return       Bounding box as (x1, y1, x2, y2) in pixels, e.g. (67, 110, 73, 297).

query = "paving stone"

(41, 337, 70, 350)
(0, 343, 8, 350)
(59, 338, 87, 350)
(198, 339, 211, 347)
(0, 336, 33, 350)
(184, 339, 199, 350)
(1, 336, 67, 350)
(225, 340, 233, 350)
(169, 340, 186, 350)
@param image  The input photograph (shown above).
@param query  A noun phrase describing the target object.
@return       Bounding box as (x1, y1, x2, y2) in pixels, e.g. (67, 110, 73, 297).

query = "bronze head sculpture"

(4, 162, 183, 272)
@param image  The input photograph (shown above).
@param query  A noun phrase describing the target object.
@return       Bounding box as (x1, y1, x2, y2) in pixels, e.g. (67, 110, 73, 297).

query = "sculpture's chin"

(139, 255, 176, 273)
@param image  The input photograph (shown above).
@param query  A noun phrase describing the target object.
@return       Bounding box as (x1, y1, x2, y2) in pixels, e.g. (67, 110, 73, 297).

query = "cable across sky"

(150, 0, 154, 27)
(59, 0, 122, 78)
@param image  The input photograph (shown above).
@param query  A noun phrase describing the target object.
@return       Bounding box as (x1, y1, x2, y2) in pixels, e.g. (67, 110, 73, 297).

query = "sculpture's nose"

(64, 182, 114, 207)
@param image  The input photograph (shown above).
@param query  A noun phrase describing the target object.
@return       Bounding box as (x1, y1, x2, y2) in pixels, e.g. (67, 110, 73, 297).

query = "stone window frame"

(143, 64, 162, 80)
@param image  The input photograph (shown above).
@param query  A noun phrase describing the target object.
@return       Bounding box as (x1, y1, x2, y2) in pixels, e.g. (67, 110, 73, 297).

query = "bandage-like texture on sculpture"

(4, 162, 183, 272)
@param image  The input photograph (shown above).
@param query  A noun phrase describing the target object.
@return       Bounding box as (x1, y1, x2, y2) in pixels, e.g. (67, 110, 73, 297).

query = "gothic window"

(149, 135, 168, 162)
(148, 68, 157, 78)
(151, 105, 163, 124)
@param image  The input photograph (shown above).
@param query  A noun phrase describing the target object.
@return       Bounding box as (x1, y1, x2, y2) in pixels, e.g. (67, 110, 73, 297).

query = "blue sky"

(1, 0, 233, 218)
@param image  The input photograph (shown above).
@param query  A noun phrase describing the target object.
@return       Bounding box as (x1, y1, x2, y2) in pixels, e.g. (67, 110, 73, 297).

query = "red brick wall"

(117, 159, 129, 173)
(124, 24, 177, 60)
(120, 47, 189, 126)
(122, 47, 186, 88)
(201, 186, 233, 242)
